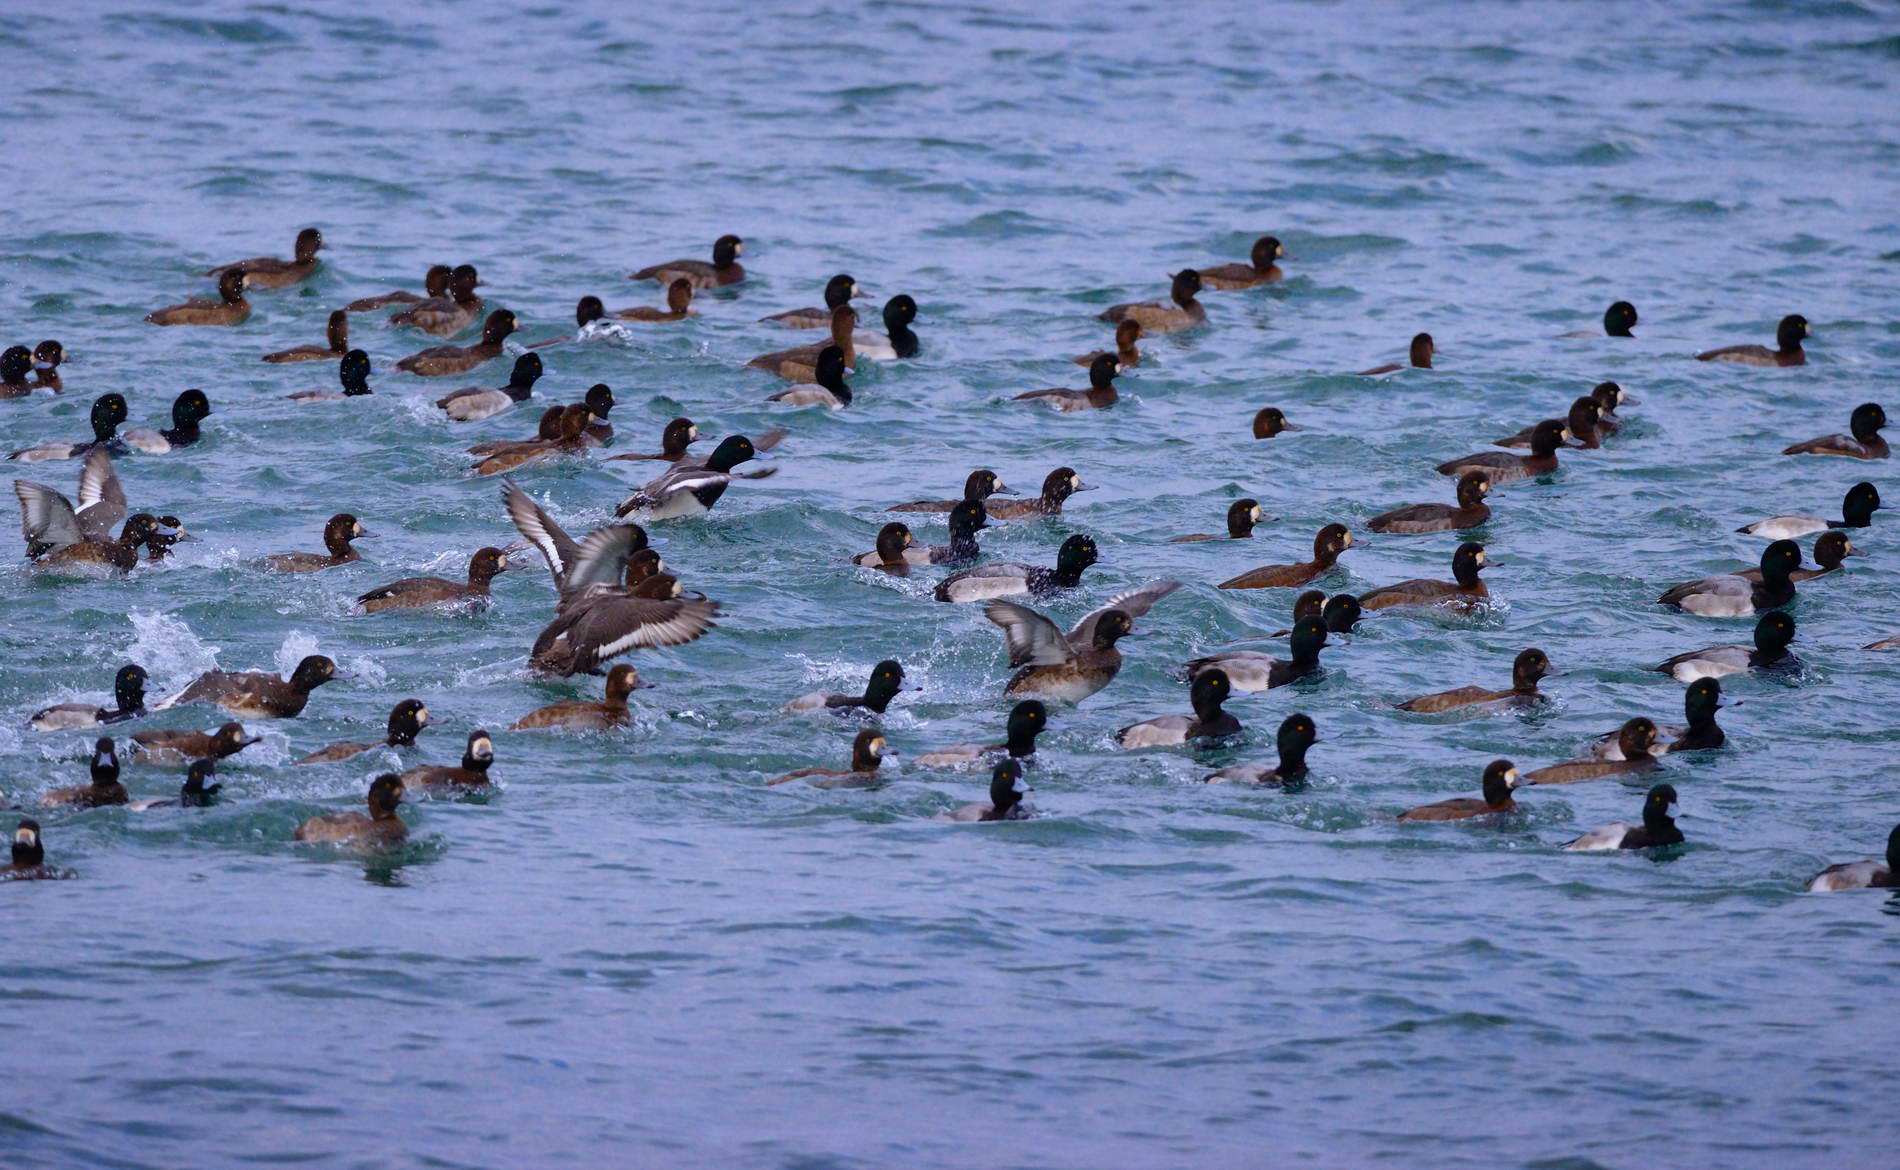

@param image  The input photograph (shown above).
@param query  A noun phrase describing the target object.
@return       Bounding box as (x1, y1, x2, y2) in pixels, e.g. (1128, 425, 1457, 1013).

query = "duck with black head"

(297, 699, 432, 764)
(8, 393, 128, 462)
(1369, 472, 1491, 534)
(1100, 270, 1206, 333)
(1807, 824, 1900, 892)
(1117, 668, 1241, 748)
(781, 660, 913, 717)
(1741, 530, 1858, 584)
(1359, 333, 1433, 375)
(916, 702, 1050, 768)
(985, 467, 1092, 520)
(888, 469, 1014, 515)
(1171, 498, 1271, 542)
(765, 345, 853, 408)
(0, 346, 38, 397)
(31, 341, 65, 391)
(1782, 403, 1888, 460)
(4, 819, 72, 880)
(400, 730, 496, 795)
(262, 310, 350, 363)
(122, 390, 213, 455)
(1658, 540, 1802, 617)
(631, 234, 745, 289)
(1359, 542, 1494, 613)
(14, 451, 190, 577)
(760, 273, 861, 328)
(390, 264, 484, 336)
(435, 353, 542, 421)
(986, 582, 1180, 702)
(290, 350, 374, 403)
(1398, 760, 1522, 821)
(294, 774, 406, 845)
(615, 434, 759, 520)
(1076, 319, 1142, 369)
(852, 522, 918, 575)
(1218, 523, 1357, 590)
(1196, 236, 1288, 290)
(749, 308, 858, 382)
(1203, 714, 1319, 786)
(1739, 481, 1880, 540)
(936, 759, 1033, 821)
(1014, 354, 1120, 412)
(342, 264, 451, 313)
(1498, 397, 1602, 451)
(1252, 407, 1298, 439)
(30, 664, 149, 731)
(1589, 678, 1726, 760)
(156, 654, 344, 720)
(1656, 612, 1798, 681)
(1698, 314, 1808, 367)
(853, 295, 919, 360)
(903, 500, 989, 567)
(934, 533, 1101, 603)
(765, 728, 889, 789)
(146, 270, 251, 326)
(205, 227, 324, 289)
(1184, 616, 1328, 694)
(396, 309, 518, 377)
(39, 738, 127, 807)
(1559, 301, 1638, 339)
(1436, 419, 1567, 484)
(131, 720, 260, 764)
(129, 758, 223, 810)
(1397, 648, 1550, 713)
(356, 547, 513, 613)
(1564, 784, 1683, 851)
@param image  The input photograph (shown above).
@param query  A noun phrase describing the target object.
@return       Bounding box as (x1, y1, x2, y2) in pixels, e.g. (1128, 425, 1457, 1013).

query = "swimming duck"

(764, 345, 853, 408)
(852, 522, 919, 575)
(1657, 539, 1801, 617)
(760, 274, 861, 328)
(262, 311, 349, 363)
(155, 654, 343, 719)
(205, 227, 323, 289)
(12, 449, 143, 573)
(782, 660, 913, 716)
(0, 346, 37, 397)
(289, 349, 373, 403)
(985, 581, 1181, 701)
(531, 572, 720, 678)
(1218, 523, 1357, 590)
(1397, 760, 1522, 821)
(630, 234, 745, 289)
(614, 434, 758, 520)
(1369, 472, 1491, 534)
(1116, 668, 1240, 748)
(1782, 403, 1888, 460)
(749, 308, 858, 382)
(1498, 397, 1602, 451)
(355, 547, 512, 613)
(128, 758, 223, 810)
(146, 269, 251, 326)
(765, 728, 887, 789)
(915, 701, 1050, 767)
(611, 279, 697, 323)
(1589, 382, 1635, 435)
(1397, 648, 1550, 713)
(297, 700, 431, 763)
(1316, 594, 1363, 634)
(396, 310, 517, 377)
(935, 759, 1032, 821)
(934, 533, 1100, 603)
(7, 394, 128, 462)
(1654, 612, 1798, 681)
(390, 264, 483, 336)
(1170, 498, 1269, 542)
(40, 738, 127, 807)
(1075, 319, 1142, 369)
(1197, 236, 1287, 290)
(399, 730, 495, 795)
(467, 407, 564, 457)
(510, 665, 649, 731)
(1738, 481, 1880, 540)
(472, 404, 594, 476)
(121, 389, 212, 454)
(31, 341, 64, 391)
(1558, 301, 1638, 339)
(1202, 713, 1317, 786)
(30, 664, 149, 731)
(1589, 678, 1725, 761)
(1565, 784, 1683, 851)
(1252, 407, 1298, 439)
(435, 353, 543, 421)
(853, 295, 919, 360)
(888, 469, 1014, 515)
(1280, 591, 1326, 629)
(1359, 333, 1433, 375)
(4, 820, 67, 881)
(1528, 719, 1659, 785)
(294, 774, 406, 844)
(1806, 824, 1900, 891)
(903, 500, 989, 567)
(342, 264, 451, 312)
(1013, 354, 1120, 412)
(985, 467, 1091, 520)
(1101, 270, 1206, 333)
(608, 418, 703, 465)
(1436, 420, 1566, 483)
(1697, 314, 1808, 367)
(260, 513, 374, 573)
(1183, 616, 1327, 693)
(131, 720, 260, 763)
(1359, 542, 1493, 612)
(1739, 530, 1857, 584)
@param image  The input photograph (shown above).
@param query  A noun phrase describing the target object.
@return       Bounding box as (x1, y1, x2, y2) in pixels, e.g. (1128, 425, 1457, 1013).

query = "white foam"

(126, 609, 221, 692)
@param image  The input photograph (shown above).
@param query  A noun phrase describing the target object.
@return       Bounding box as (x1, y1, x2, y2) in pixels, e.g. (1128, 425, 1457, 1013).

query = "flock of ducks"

(4, 228, 1895, 897)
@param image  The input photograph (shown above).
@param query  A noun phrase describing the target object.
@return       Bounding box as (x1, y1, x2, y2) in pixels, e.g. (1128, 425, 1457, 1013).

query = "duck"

(852, 295, 919, 360)
(435, 353, 543, 421)
(1657, 540, 1801, 617)
(1358, 333, 1434, 375)
(1075, 319, 1141, 369)
(935, 759, 1031, 821)
(1101, 270, 1206, 333)
(355, 546, 512, 613)
(1252, 407, 1298, 439)
(501, 480, 658, 597)
(1565, 784, 1683, 851)
(916, 702, 1050, 768)
(1738, 481, 1880, 539)
(614, 434, 758, 520)
(903, 500, 989, 567)
(1589, 678, 1726, 760)
(262, 310, 349, 363)
(155, 654, 343, 719)
(1218, 524, 1357, 591)
(4, 820, 67, 881)
(136, 514, 197, 564)
(471, 404, 594, 476)
(469, 400, 572, 455)
(510, 665, 649, 731)
(1013, 354, 1120, 411)
(608, 279, 697, 323)
(128, 758, 223, 811)
(130, 720, 260, 764)
(146, 269, 250, 326)
(390, 264, 483, 336)
(1196, 236, 1287, 290)
(0, 346, 37, 397)
(531, 572, 720, 678)
(1435, 420, 1567, 483)
(1528, 719, 1659, 784)
(1397, 760, 1522, 821)
(261, 513, 374, 573)
(781, 660, 912, 717)
(630, 234, 745, 289)
(1589, 382, 1635, 435)
(888, 469, 1014, 515)
(1558, 301, 1638, 338)
(342, 264, 450, 312)
(40, 738, 127, 807)
(984, 467, 1090, 520)
(399, 730, 495, 795)
(121, 389, 213, 454)
(1183, 616, 1327, 693)
(7, 393, 128, 462)
(985, 582, 1181, 701)
(764, 345, 853, 408)
(1397, 648, 1550, 713)
(765, 728, 888, 789)
(749, 308, 857, 382)
(1369, 472, 1491, 534)
(1170, 498, 1269, 542)
(1806, 824, 1900, 891)
(289, 349, 374, 403)
(395, 309, 518, 377)
(934, 533, 1100, 603)
(1697, 314, 1808, 367)
(12, 450, 142, 574)
(1655, 612, 1798, 681)
(297, 700, 432, 764)
(1782, 402, 1888, 460)
(1739, 530, 1857, 584)
(607, 418, 703, 464)
(760, 274, 861, 328)
(30, 664, 149, 731)
(1498, 397, 1602, 451)
(204, 227, 323, 289)
(294, 774, 406, 845)
(1359, 542, 1493, 612)
(1316, 593, 1363, 634)
(1116, 668, 1240, 748)
(1202, 714, 1317, 786)
(852, 522, 919, 575)
(19, 510, 172, 577)
(31, 341, 65, 391)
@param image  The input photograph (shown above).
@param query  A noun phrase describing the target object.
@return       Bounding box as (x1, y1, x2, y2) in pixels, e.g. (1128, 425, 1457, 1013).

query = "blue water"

(4, 2, 1899, 1166)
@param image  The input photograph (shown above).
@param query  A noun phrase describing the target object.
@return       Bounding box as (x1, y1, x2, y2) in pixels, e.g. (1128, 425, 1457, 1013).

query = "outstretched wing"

(501, 479, 582, 591)
(15, 479, 82, 553)
(983, 601, 1073, 668)
(563, 524, 643, 596)
(1067, 580, 1181, 646)
(75, 449, 127, 541)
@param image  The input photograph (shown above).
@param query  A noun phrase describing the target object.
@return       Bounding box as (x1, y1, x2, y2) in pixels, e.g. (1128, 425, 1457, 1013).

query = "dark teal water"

(4, 2, 1899, 1166)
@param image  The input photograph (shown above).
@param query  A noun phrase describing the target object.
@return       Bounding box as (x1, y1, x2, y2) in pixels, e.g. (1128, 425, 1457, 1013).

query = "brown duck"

(261, 513, 374, 573)
(390, 264, 483, 336)
(1218, 523, 1356, 590)
(295, 774, 406, 844)
(296, 700, 431, 764)
(356, 547, 513, 613)
(146, 270, 250, 327)
(131, 721, 260, 763)
(395, 309, 517, 376)
(204, 227, 324, 289)
(511, 665, 650, 731)
(262, 310, 349, 363)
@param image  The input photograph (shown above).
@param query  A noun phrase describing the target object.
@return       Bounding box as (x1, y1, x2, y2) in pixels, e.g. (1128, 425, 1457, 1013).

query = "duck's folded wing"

(1657, 574, 1740, 606)
(501, 479, 582, 590)
(1781, 433, 1854, 456)
(984, 601, 1073, 668)
(75, 449, 126, 541)
(15, 479, 83, 551)
(1067, 581, 1182, 646)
